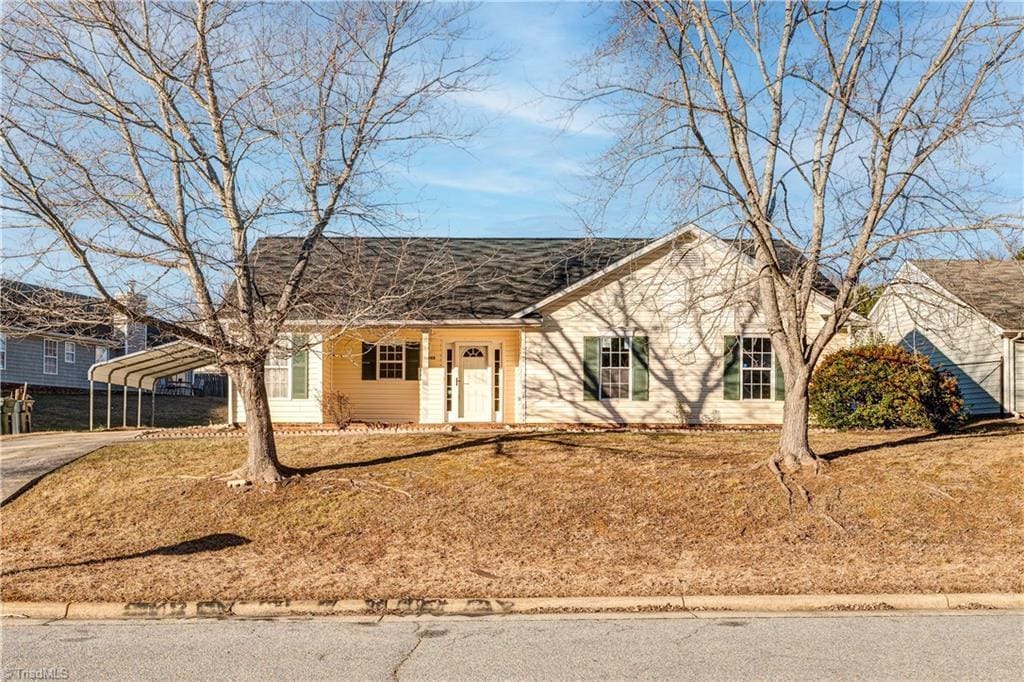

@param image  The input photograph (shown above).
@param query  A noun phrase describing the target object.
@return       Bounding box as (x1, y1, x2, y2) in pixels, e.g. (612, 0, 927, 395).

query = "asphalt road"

(0, 430, 139, 503)
(2, 612, 1022, 680)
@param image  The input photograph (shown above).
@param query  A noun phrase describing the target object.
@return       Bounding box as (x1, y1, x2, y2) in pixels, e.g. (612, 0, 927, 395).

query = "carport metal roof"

(88, 341, 218, 390)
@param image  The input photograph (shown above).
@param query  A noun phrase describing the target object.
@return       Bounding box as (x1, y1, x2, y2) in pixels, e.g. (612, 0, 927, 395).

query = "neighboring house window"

(64, 341, 76, 364)
(43, 339, 59, 375)
(265, 341, 291, 399)
(741, 336, 773, 400)
(377, 343, 405, 379)
(95, 347, 110, 363)
(0, 333, 6, 370)
(599, 337, 631, 400)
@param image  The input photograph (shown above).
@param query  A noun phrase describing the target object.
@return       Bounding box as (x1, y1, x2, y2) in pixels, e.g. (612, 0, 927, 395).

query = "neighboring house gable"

(870, 260, 1024, 415)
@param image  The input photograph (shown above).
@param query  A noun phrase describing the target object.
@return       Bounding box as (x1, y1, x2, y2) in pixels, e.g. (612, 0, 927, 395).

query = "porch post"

(89, 380, 94, 431)
(106, 382, 111, 430)
(417, 329, 433, 424)
(515, 329, 528, 423)
(227, 374, 234, 426)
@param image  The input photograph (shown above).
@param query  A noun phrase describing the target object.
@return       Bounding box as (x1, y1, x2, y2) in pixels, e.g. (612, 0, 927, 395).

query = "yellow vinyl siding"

(323, 330, 421, 424)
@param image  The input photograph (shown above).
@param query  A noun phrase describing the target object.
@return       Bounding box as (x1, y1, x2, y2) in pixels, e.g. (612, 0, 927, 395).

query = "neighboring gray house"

(0, 279, 146, 391)
(870, 260, 1024, 416)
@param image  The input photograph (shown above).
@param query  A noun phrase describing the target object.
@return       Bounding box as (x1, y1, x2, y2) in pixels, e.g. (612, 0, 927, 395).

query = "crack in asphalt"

(391, 623, 424, 681)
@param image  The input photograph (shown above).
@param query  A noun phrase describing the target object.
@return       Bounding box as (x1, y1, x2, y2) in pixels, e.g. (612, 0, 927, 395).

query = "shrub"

(320, 390, 352, 428)
(809, 343, 967, 431)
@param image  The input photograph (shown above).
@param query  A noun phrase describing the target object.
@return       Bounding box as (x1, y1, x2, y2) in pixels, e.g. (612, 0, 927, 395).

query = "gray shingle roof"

(911, 259, 1024, 330)
(250, 237, 648, 320)
(0, 278, 115, 339)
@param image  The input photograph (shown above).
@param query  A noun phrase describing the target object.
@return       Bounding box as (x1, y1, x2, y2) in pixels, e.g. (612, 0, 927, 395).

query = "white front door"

(458, 346, 491, 421)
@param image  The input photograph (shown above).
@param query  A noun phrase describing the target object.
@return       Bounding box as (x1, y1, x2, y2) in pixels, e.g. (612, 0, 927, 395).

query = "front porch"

(323, 326, 526, 425)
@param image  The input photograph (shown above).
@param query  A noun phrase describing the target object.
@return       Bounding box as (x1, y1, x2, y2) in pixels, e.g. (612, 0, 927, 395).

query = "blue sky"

(387, 2, 1022, 245)
(386, 2, 642, 238)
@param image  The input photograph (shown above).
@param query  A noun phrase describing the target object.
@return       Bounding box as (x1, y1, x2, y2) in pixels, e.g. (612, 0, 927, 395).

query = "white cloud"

(453, 86, 612, 138)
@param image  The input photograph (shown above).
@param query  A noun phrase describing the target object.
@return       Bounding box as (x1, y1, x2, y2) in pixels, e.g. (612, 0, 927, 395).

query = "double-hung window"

(95, 347, 110, 363)
(598, 337, 631, 399)
(0, 333, 6, 370)
(43, 339, 59, 375)
(377, 343, 405, 379)
(741, 336, 773, 400)
(265, 340, 291, 399)
(64, 341, 76, 364)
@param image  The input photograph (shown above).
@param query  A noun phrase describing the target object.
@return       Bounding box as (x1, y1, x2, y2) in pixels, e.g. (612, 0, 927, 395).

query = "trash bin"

(1, 398, 33, 435)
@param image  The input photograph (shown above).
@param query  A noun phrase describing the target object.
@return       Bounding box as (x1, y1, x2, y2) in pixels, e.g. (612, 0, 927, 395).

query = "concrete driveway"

(0, 430, 140, 504)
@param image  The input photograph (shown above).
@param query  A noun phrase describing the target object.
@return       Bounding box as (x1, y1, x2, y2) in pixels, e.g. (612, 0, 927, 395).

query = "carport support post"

(136, 386, 143, 428)
(122, 384, 128, 428)
(106, 382, 112, 430)
(151, 388, 156, 427)
(89, 380, 95, 431)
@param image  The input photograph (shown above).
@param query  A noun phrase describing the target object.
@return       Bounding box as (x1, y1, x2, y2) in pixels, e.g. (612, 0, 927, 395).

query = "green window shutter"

(631, 336, 649, 401)
(723, 335, 741, 400)
(361, 342, 377, 380)
(291, 334, 308, 399)
(583, 336, 600, 401)
(405, 342, 421, 381)
(773, 350, 785, 401)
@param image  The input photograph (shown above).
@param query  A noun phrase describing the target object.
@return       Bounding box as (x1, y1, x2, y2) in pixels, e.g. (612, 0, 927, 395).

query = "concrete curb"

(2, 593, 1022, 620)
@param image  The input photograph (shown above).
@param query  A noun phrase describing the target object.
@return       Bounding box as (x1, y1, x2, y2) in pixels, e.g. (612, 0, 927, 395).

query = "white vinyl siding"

(64, 341, 76, 364)
(43, 339, 58, 375)
(522, 237, 843, 425)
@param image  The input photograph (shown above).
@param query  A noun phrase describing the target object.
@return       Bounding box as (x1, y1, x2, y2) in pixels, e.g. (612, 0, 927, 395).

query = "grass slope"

(1, 421, 1021, 601)
(26, 392, 227, 431)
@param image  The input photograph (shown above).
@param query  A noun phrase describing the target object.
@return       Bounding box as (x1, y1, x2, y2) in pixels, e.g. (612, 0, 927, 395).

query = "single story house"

(230, 227, 854, 427)
(869, 259, 1024, 416)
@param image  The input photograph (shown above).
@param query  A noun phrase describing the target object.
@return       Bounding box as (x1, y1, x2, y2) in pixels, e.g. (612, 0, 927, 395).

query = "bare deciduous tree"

(577, 0, 1023, 470)
(1, 0, 488, 481)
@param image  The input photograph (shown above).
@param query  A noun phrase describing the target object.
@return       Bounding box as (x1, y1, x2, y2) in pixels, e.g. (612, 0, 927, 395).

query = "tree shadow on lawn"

(1, 533, 250, 577)
(820, 418, 1022, 462)
(289, 432, 542, 475)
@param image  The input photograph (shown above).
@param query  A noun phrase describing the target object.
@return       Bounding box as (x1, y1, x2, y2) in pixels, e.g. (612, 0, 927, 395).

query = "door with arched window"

(458, 345, 491, 421)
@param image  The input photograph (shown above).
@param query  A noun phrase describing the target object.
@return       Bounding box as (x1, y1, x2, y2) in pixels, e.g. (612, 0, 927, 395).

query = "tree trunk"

(229, 363, 287, 483)
(776, 370, 820, 471)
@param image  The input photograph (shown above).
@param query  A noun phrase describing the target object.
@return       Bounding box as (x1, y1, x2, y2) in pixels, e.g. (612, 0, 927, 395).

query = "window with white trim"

(741, 336, 773, 400)
(43, 339, 58, 375)
(378, 343, 404, 379)
(64, 341, 76, 364)
(599, 337, 631, 400)
(95, 346, 110, 363)
(0, 333, 6, 370)
(265, 340, 291, 399)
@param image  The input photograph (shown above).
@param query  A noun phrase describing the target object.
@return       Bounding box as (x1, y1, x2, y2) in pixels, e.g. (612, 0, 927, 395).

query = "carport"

(87, 342, 222, 430)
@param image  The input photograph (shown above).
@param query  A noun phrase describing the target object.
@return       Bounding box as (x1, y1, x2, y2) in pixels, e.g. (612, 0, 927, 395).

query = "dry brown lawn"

(2, 420, 1022, 602)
